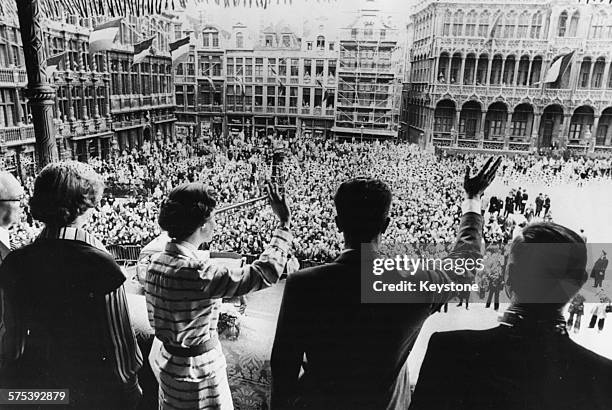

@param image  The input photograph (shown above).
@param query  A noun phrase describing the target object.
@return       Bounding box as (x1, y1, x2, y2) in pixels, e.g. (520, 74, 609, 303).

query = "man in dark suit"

(514, 187, 522, 212)
(534, 193, 544, 217)
(543, 194, 551, 216)
(504, 192, 514, 218)
(520, 189, 528, 214)
(411, 223, 612, 410)
(591, 250, 608, 288)
(271, 157, 501, 410)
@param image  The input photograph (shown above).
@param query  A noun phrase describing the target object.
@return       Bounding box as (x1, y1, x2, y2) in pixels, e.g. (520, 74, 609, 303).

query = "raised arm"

(200, 182, 292, 299)
(416, 157, 502, 305)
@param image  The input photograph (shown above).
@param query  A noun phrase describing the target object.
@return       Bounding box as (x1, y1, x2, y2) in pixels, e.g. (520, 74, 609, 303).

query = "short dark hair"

(158, 182, 217, 241)
(508, 222, 587, 305)
(30, 161, 104, 227)
(334, 178, 392, 243)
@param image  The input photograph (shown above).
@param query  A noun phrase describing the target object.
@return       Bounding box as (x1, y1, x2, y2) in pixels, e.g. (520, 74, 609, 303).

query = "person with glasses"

(0, 171, 24, 263)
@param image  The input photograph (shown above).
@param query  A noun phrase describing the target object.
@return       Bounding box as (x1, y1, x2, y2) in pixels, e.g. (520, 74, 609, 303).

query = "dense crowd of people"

(8, 136, 612, 263)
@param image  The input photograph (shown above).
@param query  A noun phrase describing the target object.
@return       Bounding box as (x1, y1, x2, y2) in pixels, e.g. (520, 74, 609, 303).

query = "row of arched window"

(442, 10, 548, 39)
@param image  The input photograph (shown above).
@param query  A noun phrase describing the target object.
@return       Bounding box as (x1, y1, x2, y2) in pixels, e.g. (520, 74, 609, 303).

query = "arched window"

(478, 10, 490, 37)
(443, 10, 452, 36)
(316, 35, 325, 50)
(591, 11, 607, 38)
(569, 11, 579, 37)
(530, 11, 542, 38)
(465, 10, 477, 36)
(517, 11, 529, 38)
(236, 32, 244, 48)
(558, 11, 568, 37)
(453, 10, 464, 36)
(504, 11, 516, 38)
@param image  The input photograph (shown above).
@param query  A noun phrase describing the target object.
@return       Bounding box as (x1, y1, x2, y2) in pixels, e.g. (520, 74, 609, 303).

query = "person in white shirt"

(0, 172, 24, 263)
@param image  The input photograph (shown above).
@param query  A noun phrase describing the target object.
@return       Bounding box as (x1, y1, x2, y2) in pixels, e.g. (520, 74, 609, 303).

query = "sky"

(181, 0, 413, 31)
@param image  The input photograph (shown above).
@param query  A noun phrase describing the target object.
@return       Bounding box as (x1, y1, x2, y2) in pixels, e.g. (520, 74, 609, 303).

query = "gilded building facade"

(406, 0, 612, 154)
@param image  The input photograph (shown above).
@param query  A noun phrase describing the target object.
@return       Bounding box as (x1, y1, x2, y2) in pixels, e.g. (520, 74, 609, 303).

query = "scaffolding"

(335, 30, 397, 134)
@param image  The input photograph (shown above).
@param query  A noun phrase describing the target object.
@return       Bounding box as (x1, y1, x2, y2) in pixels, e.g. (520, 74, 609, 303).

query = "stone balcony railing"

(431, 83, 612, 104)
(0, 67, 27, 86)
(0, 124, 35, 145)
(110, 93, 175, 112)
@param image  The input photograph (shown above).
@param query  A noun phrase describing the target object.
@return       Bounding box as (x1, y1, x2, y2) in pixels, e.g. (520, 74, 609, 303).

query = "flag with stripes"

(133, 37, 155, 64)
(235, 76, 245, 96)
(202, 76, 216, 92)
(45, 51, 67, 77)
(542, 51, 575, 84)
(269, 66, 286, 90)
(316, 78, 328, 103)
(89, 18, 122, 54)
(485, 13, 502, 47)
(170, 36, 190, 66)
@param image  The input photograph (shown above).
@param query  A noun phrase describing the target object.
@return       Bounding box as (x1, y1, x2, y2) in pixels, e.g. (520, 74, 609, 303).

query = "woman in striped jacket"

(145, 181, 291, 409)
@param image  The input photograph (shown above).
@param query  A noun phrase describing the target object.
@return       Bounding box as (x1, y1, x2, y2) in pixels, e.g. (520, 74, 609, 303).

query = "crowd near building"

(403, 0, 612, 155)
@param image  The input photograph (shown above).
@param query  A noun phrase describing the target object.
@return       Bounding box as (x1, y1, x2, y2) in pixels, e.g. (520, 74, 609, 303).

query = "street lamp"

(360, 125, 364, 143)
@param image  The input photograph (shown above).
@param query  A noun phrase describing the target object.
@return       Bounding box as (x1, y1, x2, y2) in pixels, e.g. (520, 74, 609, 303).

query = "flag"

(543, 51, 575, 84)
(45, 51, 66, 77)
(269, 66, 286, 90)
(235, 76, 245, 96)
(485, 13, 502, 47)
(316, 78, 328, 103)
(89, 18, 122, 53)
(202, 76, 216, 91)
(133, 37, 155, 64)
(170, 36, 190, 66)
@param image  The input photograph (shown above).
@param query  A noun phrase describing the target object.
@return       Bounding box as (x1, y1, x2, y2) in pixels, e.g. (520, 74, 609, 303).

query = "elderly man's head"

(506, 222, 587, 308)
(0, 171, 25, 228)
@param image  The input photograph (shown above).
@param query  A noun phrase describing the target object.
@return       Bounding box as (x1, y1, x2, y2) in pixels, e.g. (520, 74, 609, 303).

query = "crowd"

(8, 136, 612, 263)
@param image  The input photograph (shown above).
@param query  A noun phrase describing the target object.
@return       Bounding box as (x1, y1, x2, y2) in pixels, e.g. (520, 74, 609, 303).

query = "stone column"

(460, 56, 466, 85)
(486, 57, 493, 85)
(513, 61, 520, 87)
(81, 77, 88, 121)
(591, 114, 601, 146)
(588, 62, 596, 89)
(602, 62, 611, 90)
(505, 111, 513, 149)
(480, 110, 487, 140)
(527, 59, 533, 87)
(531, 110, 541, 147)
(17, 0, 58, 168)
(500, 58, 506, 85)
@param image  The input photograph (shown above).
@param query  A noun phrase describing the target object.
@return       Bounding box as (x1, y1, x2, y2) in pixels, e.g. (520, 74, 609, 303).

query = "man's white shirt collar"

(0, 227, 10, 249)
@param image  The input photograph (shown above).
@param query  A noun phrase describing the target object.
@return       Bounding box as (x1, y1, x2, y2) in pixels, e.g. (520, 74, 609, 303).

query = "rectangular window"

(291, 59, 299, 76)
(302, 88, 311, 106)
(267, 85, 275, 106)
(268, 58, 276, 76)
(212, 33, 219, 47)
(289, 87, 298, 107)
(0, 89, 16, 128)
(187, 85, 195, 108)
(279, 59, 287, 76)
(303, 59, 311, 77)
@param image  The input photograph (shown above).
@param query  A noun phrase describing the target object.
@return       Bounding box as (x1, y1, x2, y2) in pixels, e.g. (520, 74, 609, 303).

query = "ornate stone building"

(333, 0, 402, 139)
(0, 8, 176, 180)
(406, 0, 612, 154)
(173, 15, 340, 142)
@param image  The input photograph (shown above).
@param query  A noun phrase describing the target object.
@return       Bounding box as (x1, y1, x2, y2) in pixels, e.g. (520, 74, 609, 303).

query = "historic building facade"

(334, 2, 402, 139)
(173, 16, 340, 142)
(406, 0, 612, 154)
(0, 10, 176, 180)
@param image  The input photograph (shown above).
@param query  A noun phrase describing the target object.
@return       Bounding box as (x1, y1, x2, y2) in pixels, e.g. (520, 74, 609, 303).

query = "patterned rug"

(127, 283, 285, 410)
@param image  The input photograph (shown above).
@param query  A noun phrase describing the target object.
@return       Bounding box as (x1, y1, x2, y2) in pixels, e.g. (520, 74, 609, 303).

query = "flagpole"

(17, 0, 59, 168)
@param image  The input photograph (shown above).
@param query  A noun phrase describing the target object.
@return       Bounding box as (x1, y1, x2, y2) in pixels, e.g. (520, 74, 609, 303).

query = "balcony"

(197, 104, 223, 113)
(254, 106, 264, 113)
(0, 68, 27, 86)
(153, 114, 176, 123)
(288, 107, 298, 114)
(325, 109, 335, 116)
(110, 93, 175, 113)
(0, 125, 35, 145)
(301, 108, 311, 115)
(436, 37, 548, 52)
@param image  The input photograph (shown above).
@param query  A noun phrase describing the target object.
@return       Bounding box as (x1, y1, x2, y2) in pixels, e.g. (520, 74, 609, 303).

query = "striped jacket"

(145, 227, 291, 410)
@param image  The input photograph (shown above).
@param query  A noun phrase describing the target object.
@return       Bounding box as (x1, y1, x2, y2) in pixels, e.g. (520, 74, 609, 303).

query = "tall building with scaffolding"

(332, 0, 402, 140)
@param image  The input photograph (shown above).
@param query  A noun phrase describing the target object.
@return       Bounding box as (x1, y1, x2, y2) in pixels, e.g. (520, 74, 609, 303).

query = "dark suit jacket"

(410, 326, 612, 410)
(271, 212, 483, 410)
(591, 257, 608, 278)
(0, 240, 10, 265)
